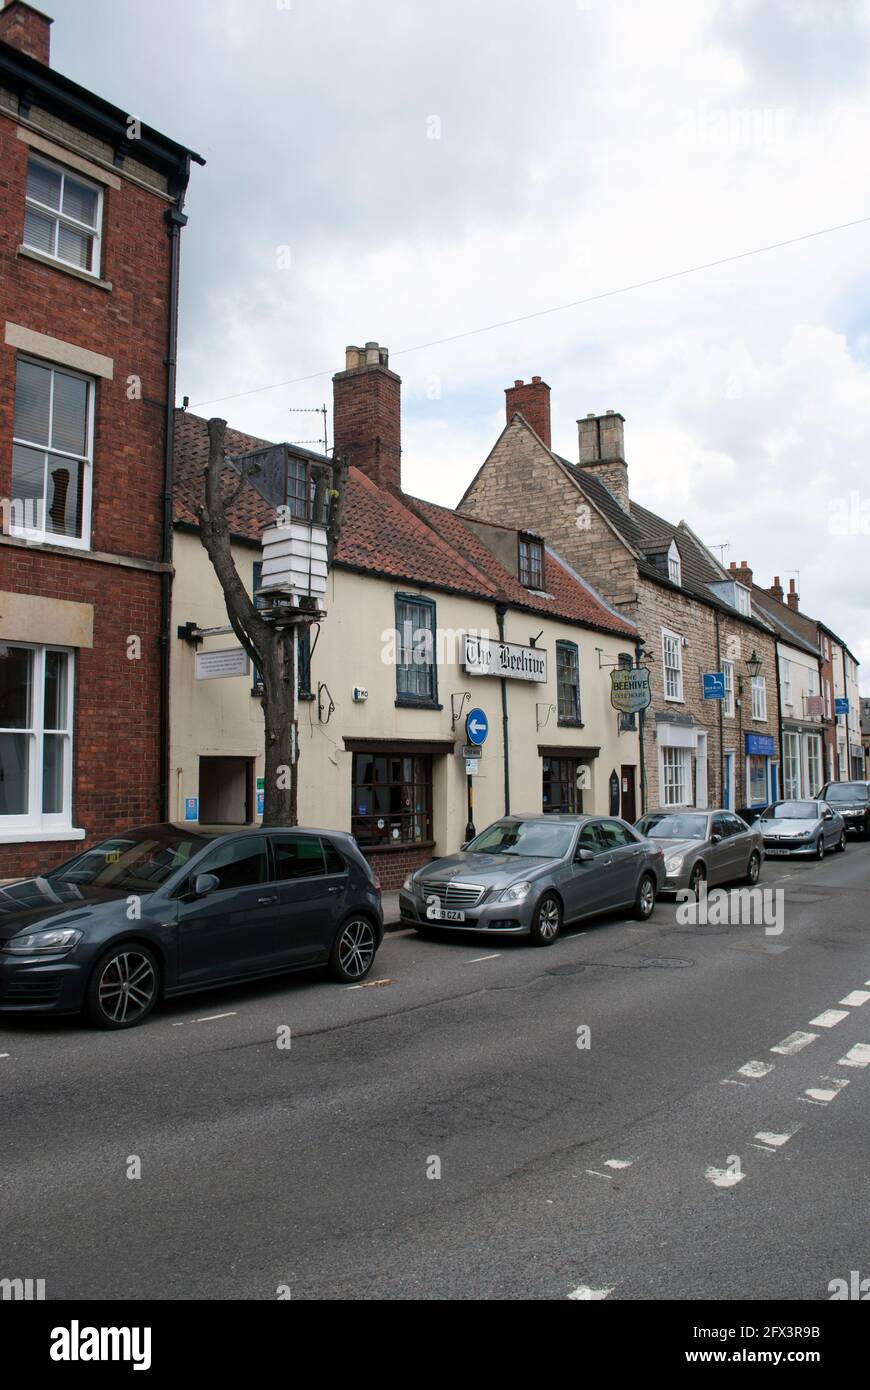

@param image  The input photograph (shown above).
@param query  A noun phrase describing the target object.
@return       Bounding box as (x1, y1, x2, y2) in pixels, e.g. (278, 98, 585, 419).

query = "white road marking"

(193, 1011, 238, 1023)
(754, 1129, 800, 1148)
(465, 953, 501, 963)
(568, 1284, 615, 1300)
(810, 1009, 849, 1028)
(705, 1166, 745, 1189)
(771, 1030, 818, 1055)
(737, 1060, 774, 1079)
(803, 1078, 850, 1104)
(837, 1043, 870, 1068)
(750, 1143, 777, 1153)
(585, 1169, 614, 1180)
(0, 1052, 9, 1059)
(839, 990, 870, 1007)
(604, 1158, 634, 1169)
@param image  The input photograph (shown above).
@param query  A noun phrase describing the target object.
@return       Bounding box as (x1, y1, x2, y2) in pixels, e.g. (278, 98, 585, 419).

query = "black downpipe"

(496, 604, 510, 814)
(636, 638, 647, 814)
(159, 177, 190, 823)
(714, 611, 724, 806)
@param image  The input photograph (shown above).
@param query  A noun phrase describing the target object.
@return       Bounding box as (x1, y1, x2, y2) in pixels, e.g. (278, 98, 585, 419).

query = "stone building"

(458, 378, 781, 814)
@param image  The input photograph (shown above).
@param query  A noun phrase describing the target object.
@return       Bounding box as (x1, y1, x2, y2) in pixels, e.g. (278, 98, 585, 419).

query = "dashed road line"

(465, 953, 501, 964)
(754, 1128, 800, 1148)
(839, 990, 870, 1007)
(568, 1284, 615, 1300)
(604, 1158, 634, 1169)
(771, 1030, 818, 1056)
(837, 1043, 870, 1068)
(194, 1011, 239, 1023)
(810, 1009, 849, 1028)
(802, 1077, 850, 1105)
(735, 1060, 774, 1079)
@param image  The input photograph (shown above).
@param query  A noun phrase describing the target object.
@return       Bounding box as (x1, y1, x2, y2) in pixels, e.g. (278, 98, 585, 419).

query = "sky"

(47, 0, 870, 688)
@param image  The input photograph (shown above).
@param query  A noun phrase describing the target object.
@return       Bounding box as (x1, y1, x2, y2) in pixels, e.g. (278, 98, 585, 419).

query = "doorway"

(198, 756, 254, 824)
(695, 734, 708, 809)
(723, 752, 735, 810)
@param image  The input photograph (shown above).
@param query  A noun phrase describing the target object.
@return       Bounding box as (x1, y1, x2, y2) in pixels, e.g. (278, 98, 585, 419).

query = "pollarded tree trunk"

(196, 416, 300, 825)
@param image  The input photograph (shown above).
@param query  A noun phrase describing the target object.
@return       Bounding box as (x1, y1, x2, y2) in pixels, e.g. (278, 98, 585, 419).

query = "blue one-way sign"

(466, 708, 489, 746)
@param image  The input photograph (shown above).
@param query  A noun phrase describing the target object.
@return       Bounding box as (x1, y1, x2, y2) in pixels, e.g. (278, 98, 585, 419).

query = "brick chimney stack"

(332, 341, 401, 494)
(505, 376, 551, 448)
(728, 559, 753, 589)
(577, 410, 629, 511)
(768, 575, 784, 603)
(787, 577, 799, 612)
(0, 1, 52, 65)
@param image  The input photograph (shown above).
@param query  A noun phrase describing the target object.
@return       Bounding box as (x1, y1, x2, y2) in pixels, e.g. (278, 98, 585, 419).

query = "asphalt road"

(2, 845, 869, 1301)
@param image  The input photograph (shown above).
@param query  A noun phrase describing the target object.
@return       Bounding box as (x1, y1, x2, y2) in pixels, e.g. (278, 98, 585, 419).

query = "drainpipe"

(495, 603, 510, 814)
(841, 644, 851, 782)
(635, 637, 646, 814)
(714, 611, 724, 807)
(773, 640, 785, 801)
(159, 166, 191, 823)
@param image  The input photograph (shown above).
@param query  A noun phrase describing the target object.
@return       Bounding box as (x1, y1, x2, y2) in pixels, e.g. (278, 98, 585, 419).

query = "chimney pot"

(505, 375, 551, 448)
(0, 1, 52, 64)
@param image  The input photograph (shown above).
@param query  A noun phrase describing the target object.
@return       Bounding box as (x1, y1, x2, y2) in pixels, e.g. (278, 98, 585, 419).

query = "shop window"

(352, 751, 433, 847)
(395, 594, 437, 705)
(542, 756, 583, 814)
(0, 643, 74, 832)
(661, 746, 691, 806)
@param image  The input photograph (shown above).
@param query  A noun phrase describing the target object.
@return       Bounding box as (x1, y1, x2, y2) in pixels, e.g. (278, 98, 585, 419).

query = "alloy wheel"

(537, 897, 561, 941)
(337, 919, 376, 978)
(689, 864, 705, 899)
(97, 950, 156, 1025)
(638, 875, 655, 918)
(746, 852, 760, 884)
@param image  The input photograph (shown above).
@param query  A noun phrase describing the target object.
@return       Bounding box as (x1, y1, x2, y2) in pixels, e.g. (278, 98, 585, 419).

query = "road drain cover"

(546, 963, 587, 976)
(633, 956, 694, 969)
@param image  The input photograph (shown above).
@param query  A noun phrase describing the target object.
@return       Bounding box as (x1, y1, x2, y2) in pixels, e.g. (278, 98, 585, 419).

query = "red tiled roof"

(173, 411, 636, 638)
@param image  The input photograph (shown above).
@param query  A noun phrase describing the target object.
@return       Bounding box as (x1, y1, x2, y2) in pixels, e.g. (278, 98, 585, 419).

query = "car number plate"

(765, 848, 789, 856)
(428, 907, 466, 922)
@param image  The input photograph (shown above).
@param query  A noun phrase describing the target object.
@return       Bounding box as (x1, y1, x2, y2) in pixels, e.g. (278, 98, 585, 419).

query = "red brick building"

(0, 1, 202, 877)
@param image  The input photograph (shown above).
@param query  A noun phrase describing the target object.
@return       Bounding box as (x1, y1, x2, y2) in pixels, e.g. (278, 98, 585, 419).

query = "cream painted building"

(170, 353, 642, 887)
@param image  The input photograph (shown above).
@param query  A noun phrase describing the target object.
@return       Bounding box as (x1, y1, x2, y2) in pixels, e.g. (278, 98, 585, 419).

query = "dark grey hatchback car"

(0, 825, 383, 1029)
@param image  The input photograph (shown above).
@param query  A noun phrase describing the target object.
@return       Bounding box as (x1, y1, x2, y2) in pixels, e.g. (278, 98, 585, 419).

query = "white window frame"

(662, 628, 683, 702)
(23, 153, 103, 278)
(722, 660, 734, 717)
(783, 731, 801, 799)
(661, 745, 691, 806)
(667, 540, 681, 586)
(780, 658, 791, 707)
(735, 583, 751, 616)
(806, 734, 823, 797)
(10, 354, 95, 550)
(751, 674, 767, 721)
(0, 643, 77, 839)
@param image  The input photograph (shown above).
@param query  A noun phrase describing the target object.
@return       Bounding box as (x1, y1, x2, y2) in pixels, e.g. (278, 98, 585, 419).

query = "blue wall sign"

(184, 797, 199, 821)
(466, 708, 489, 746)
(702, 671, 725, 701)
(835, 697, 850, 716)
(745, 733, 775, 756)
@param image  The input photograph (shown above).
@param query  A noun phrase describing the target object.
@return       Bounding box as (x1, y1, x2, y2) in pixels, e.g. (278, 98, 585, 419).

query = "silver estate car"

(635, 808, 763, 897)
(399, 814, 665, 946)
(759, 799, 846, 859)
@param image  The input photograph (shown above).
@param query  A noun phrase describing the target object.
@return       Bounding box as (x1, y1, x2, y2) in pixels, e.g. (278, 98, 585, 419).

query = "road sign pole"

(465, 774, 475, 843)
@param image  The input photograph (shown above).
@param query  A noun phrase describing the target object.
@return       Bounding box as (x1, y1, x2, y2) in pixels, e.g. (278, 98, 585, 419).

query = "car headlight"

(402, 874, 417, 894)
(499, 881, 532, 903)
(665, 854, 685, 874)
(3, 927, 83, 955)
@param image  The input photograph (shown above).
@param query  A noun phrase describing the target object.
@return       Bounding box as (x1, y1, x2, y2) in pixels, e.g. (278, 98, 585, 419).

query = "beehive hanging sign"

(610, 666, 651, 713)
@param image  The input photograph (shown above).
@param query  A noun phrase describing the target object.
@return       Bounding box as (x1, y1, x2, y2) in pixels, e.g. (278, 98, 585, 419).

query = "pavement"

(2, 845, 870, 1300)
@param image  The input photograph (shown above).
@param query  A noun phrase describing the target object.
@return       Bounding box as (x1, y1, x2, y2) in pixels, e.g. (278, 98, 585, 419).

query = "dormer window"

(735, 584, 751, 616)
(518, 533, 543, 589)
(667, 540, 681, 586)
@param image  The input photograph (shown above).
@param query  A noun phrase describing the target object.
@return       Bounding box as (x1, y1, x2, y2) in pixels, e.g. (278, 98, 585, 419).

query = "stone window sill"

(0, 827, 86, 845)
(18, 244, 112, 291)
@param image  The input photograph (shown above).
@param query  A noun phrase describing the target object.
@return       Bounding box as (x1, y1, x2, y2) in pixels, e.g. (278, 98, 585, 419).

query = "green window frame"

(556, 640, 581, 725)
(395, 593, 438, 707)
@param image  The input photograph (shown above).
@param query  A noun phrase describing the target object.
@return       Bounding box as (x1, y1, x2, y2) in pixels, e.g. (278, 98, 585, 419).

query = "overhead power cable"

(188, 214, 870, 410)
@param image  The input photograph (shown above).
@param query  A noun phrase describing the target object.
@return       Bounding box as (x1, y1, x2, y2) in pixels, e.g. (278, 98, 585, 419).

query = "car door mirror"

(460, 841, 470, 851)
(575, 847, 595, 864)
(194, 872, 220, 897)
(711, 833, 722, 844)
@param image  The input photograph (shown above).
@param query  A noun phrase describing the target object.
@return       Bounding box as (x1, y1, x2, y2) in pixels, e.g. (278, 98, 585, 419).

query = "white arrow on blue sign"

(466, 708, 489, 745)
